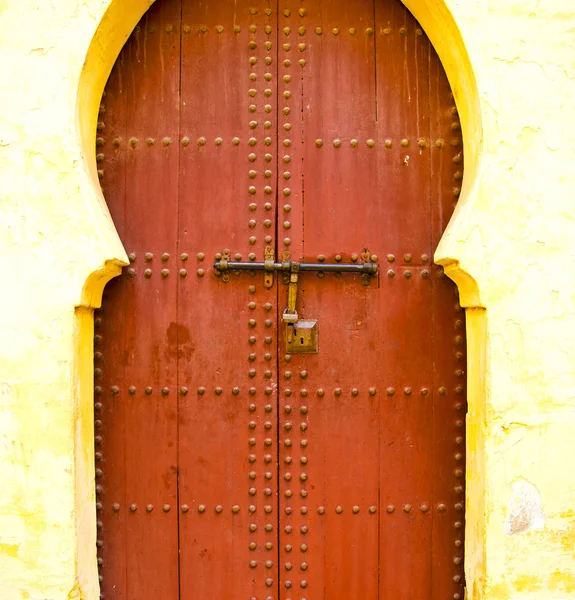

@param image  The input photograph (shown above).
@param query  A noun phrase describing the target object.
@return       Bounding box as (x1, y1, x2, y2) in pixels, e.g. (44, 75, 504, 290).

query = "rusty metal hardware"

(283, 261, 302, 349)
(215, 253, 377, 353)
(282, 261, 318, 353)
(281, 261, 319, 353)
(264, 246, 275, 289)
(213, 257, 379, 277)
(285, 319, 319, 354)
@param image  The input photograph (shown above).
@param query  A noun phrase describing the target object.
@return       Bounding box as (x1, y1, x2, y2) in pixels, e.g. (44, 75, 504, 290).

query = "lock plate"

(285, 320, 319, 354)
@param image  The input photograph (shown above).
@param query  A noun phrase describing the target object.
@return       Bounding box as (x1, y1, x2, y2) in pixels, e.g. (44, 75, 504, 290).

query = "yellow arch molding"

(75, 0, 155, 309)
(401, 0, 484, 309)
(76, 0, 483, 309)
(74, 2, 485, 599)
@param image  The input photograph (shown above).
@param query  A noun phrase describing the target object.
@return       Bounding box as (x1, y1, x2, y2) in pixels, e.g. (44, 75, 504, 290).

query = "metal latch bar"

(213, 259, 378, 275)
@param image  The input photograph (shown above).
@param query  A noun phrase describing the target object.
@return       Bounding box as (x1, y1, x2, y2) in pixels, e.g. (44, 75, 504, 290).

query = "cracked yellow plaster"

(1, 0, 575, 599)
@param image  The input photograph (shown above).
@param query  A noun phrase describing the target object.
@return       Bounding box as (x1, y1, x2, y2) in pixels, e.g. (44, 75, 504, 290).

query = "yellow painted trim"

(401, 0, 484, 309)
(74, 0, 156, 309)
(72, 1, 158, 595)
(464, 308, 488, 600)
(73, 307, 99, 600)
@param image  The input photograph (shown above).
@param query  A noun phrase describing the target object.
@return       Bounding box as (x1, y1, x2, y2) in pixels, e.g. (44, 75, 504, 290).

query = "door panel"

(95, 1, 466, 599)
(96, 2, 182, 598)
(177, 3, 280, 598)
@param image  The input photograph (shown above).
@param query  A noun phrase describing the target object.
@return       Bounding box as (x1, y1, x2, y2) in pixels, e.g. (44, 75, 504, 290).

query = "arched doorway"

(94, 0, 466, 597)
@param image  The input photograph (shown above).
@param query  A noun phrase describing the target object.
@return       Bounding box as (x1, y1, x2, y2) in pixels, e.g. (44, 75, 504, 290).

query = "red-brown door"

(94, 1, 466, 598)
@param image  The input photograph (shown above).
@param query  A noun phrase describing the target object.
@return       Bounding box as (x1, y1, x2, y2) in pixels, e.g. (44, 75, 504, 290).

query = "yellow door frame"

(75, 1, 485, 598)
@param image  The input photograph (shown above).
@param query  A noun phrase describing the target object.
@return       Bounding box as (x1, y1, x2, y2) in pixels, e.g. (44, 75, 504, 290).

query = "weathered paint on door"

(94, 1, 466, 598)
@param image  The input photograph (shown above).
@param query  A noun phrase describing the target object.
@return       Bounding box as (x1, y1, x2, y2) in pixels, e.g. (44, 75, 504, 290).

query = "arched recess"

(73, 0, 485, 598)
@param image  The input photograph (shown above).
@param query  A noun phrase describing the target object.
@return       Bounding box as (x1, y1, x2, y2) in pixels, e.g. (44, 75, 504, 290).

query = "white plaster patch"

(504, 478, 545, 535)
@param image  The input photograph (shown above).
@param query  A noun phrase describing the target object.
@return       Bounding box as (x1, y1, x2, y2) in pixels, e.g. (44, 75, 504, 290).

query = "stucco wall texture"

(0, 0, 574, 598)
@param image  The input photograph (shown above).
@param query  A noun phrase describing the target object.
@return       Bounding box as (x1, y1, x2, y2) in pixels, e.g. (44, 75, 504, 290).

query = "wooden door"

(94, 1, 466, 599)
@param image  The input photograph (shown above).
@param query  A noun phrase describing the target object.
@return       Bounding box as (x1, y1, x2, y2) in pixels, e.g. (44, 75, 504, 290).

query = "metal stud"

(387, 505, 395, 513)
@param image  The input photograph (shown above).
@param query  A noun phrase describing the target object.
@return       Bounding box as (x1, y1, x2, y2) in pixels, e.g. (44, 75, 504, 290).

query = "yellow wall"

(0, 0, 574, 598)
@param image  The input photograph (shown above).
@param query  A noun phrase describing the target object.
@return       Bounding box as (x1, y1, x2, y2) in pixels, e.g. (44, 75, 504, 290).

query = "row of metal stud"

(97, 135, 462, 148)
(449, 150, 466, 600)
(97, 502, 463, 514)
(279, 22, 306, 593)
(247, 25, 275, 596)
(118, 266, 451, 278)
(139, 25, 427, 37)
(121, 251, 438, 263)
(94, 385, 465, 396)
